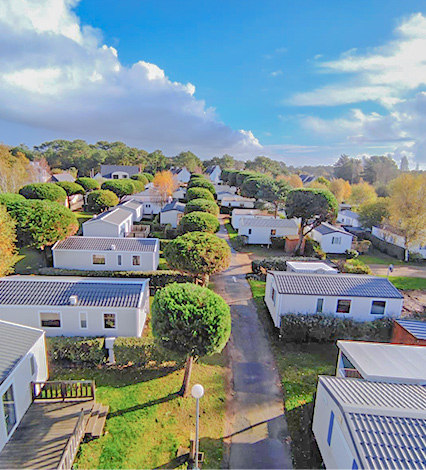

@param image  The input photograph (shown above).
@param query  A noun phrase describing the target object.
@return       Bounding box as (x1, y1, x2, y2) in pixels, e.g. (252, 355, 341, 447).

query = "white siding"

(222, 199, 255, 208)
(265, 274, 282, 327)
(0, 333, 48, 453)
(83, 218, 132, 238)
(238, 224, 299, 244)
(372, 226, 426, 258)
(311, 230, 353, 254)
(160, 210, 183, 228)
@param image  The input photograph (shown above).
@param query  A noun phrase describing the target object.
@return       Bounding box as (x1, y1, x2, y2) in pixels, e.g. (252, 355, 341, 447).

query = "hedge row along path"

(212, 215, 292, 469)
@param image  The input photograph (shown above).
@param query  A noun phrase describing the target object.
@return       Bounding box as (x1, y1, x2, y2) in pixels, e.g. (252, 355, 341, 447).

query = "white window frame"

(92, 253, 106, 265)
(39, 311, 62, 329)
(2, 384, 17, 437)
(79, 312, 88, 330)
(103, 312, 117, 330)
(29, 354, 36, 377)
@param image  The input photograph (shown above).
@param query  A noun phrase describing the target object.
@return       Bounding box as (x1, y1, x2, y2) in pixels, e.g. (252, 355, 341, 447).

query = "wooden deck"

(0, 400, 94, 469)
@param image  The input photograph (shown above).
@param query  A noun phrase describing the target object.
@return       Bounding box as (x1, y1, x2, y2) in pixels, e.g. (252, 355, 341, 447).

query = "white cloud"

(270, 70, 283, 77)
(0, 0, 262, 157)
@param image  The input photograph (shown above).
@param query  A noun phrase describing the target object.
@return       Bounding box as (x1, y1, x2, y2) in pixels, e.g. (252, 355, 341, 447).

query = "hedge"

(38, 268, 192, 291)
(279, 314, 393, 343)
(184, 198, 220, 216)
(47, 337, 107, 365)
(186, 187, 215, 202)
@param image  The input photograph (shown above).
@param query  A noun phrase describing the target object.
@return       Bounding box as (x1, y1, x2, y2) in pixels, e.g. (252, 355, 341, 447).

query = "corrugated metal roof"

(314, 222, 352, 236)
(0, 321, 44, 384)
(271, 272, 403, 298)
(338, 341, 426, 383)
(232, 209, 267, 215)
(395, 319, 426, 340)
(119, 200, 143, 210)
(53, 236, 158, 252)
(85, 208, 132, 225)
(0, 277, 147, 308)
(240, 218, 298, 228)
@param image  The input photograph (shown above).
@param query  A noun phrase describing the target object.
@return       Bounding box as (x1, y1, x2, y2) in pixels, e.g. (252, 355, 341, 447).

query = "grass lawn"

(75, 211, 94, 228)
(13, 247, 47, 274)
(248, 279, 337, 468)
(51, 355, 226, 470)
(387, 276, 426, 290)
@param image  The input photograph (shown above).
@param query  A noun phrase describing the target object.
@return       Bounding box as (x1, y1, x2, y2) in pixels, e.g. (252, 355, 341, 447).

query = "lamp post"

(191, 384, 204, 470)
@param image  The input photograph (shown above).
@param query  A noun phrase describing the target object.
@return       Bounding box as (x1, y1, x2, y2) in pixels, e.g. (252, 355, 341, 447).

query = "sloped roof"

(0, 277, 147, 308)
(0, 321, 44, 384)
(339, 209, 359, 219)
(100, 165, 139, 177)
(51, 173, 75, 182)
(84, 208, 133, 225)
(269, 272, 403, 298)
(240, 217, 298, 229)
(314, 222, 353, 236)
(232, 209, 269, 216)
(222, 195, 256, 202)
(53, 236, 158, 252)
(395, 319, 426, 340)
(161, 200, 185, 213)
(118, 199, 144, 211)
(205, 165, 220, 175)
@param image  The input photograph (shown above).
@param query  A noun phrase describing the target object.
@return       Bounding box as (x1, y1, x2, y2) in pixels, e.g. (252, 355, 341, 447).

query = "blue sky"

(2, 1, 426, 166)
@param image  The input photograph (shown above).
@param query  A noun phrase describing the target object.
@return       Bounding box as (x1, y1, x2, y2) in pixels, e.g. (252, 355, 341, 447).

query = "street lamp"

(191, 384, 204, 470)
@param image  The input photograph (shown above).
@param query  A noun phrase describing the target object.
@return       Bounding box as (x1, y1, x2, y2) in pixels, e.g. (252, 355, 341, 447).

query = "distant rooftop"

(100, 165, 139, 178)
(232, 209, 270, 216)
(222, 195, 255, 202)
(51, 173, 75, 183)
(339, 209, 359, 219)
(53, 236, 158, 252)
(286, 261, 337, 272)
(161, 200, 185, 212)
(240, 217, 298, 228)
(119, 199, 144, 210)
(84, 208, 133, 225)
(314, 222, 353, 236)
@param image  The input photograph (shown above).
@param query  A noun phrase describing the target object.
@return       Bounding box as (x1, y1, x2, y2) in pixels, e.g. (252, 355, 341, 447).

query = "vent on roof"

(110, 244, 116, 251)
(69, 295, 78, 305)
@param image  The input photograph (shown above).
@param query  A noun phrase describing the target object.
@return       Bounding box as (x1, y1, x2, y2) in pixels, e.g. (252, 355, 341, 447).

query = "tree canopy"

(55, 181, 85, 206)
(358, 199, 390, 229)
(130, 173, 149, 186)
(0, 193, 26, 205)
(186, 187, 215, 202)
(349, 181, 377, 207)
(362, 156, 399, 185)
(0, 206, 17, 276)
(187, 177, 215, 195)
(87, 190, 119, 212)
(19, 183, 67, 203)
(0, 144, 33, 194)
(256, 178, 291, 217)
(333, 155, 363, 183)
(172, 151, 203, 172)
(75, 177, 100, 192)
(101, 179, 137, 200)
(178, 212, 220, 234)
(152, 170, 179, 203)
(184, 198, 220, 216)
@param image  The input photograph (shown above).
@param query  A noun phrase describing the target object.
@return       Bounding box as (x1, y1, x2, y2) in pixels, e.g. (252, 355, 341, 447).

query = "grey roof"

(53, 236, 158, 252)
(161, 200, 185, 213)
(222, 195, 255, 202)
(396, 319, 426, 340)
(299, 174, 316, 184)
(314, 222, 352, 236)
(0, 321, 44, 384)
(51, 173, 75, 182)
(0, 277, 147, 308)
(319, 376, 426, 469)
(339, 209, 359, 219)
(100, 165, 139, 178)
(205, 165, 220, 175)
(118, 199, 143, 210)
(240, 217, 298, 228)
(85, 208, 132, 225)
(270, 272, 403, 298)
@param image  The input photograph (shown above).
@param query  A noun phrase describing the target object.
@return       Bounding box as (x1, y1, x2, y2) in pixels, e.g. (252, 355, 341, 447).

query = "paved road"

(213, 217, 292, 469)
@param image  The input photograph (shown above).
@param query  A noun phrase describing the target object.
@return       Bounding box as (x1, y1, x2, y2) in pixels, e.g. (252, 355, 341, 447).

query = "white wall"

(53, 247, 159, 271)
(119, 205, 143, 222)
(312, 382, 360, 470)
(238, 224, 298, 244)
(142, 201, 162, 216)
(111, 171, 130, 179)
(0, 304, 148, 337)
(0, 333, 48, 453)
(160, 210, 183, 228)
(176, 168, 191, 183)
(311, 231, 353, 254)
(337, 213, 360, 227)
(83, 218, 132, 238)
(372, 226, 426, 259)
(265, 274, 282, 327)
(222, 199, 255, 208)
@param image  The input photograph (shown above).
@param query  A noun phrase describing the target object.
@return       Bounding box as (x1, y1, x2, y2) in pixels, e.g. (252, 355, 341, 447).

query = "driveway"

(213, 216, 292, 469)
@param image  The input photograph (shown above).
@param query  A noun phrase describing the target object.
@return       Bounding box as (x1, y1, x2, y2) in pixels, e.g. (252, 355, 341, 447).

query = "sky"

(2, 1, 426, 167)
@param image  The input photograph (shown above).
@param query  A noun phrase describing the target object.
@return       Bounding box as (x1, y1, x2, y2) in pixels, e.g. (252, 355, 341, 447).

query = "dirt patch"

(402, 290, 426, 317)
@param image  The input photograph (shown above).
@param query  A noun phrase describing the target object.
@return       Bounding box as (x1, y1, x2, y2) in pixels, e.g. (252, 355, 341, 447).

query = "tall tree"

(173, 151, 203, 172)
(358, 199, 390, 229)
(0, 206, 17, 276)
(245, 156, 288, 177)
(286, 189, 338, 254)
(145, 150, 169, 174)
(329, 178, 352, 203)
(256, 178, 291, 217)
(0, 145, 32, 193)
(387, 173, 426, 260)
(152, 170, 179, 204)
(349, 182, 377, 207)
(152, 282, 231, 397)
(362, 156, 399, 185)
(334, 155, 363, 183)
(281, 174, 303, 188)
(400, 156, 409, 172)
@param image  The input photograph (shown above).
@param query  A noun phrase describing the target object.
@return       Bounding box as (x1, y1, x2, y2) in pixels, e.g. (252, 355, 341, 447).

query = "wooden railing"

(339, 368, 362, 379)
(32, 381, 95, 401)
(56, 409, 86, 470)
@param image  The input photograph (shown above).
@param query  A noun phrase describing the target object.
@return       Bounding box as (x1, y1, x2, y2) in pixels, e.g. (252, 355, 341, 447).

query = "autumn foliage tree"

(0, 145, 32, 193)
(329, 178, 352, 203)
(0, 206, 17, 276)
(349, 181, 377, 207)
(153, 170, 179, 203)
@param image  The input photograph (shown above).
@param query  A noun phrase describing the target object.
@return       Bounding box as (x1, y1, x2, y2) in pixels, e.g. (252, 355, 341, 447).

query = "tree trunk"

(179, 356, 194, 397)
(274, 203, 278, 218)
(293, 228, 305, 255)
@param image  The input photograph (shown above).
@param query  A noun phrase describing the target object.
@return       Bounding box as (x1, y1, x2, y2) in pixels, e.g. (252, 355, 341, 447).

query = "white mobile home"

(160, 200, 185, 228)
(123, 191, 164, 217)
(311, 223, 353, 254)
(337, 210, 360, 227)
(100, 165, 140, 180)
(52, 237, 159, 271)
(117, 199, 144, 222)
(221, 195, 256, 209)
(82, 209, 133, 238)
(213, 184, 236, 194)
(238, 217, 299, 244)
(286, 261, 337, 274)
(0, 321, 48, 453)
(231, 209, 274, 229)
(372, 225, 426, 259)
(0, 276, 150, 337)
(265, 272, 403, 327)
(170, 167, 191, 184)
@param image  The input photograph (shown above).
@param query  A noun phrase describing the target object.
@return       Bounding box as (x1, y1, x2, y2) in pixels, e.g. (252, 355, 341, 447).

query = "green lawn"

(248, 279, 337, 468)
(75, 211, 95, 228)
(13, 247, 47, 274)
(388, 276, 426, 290)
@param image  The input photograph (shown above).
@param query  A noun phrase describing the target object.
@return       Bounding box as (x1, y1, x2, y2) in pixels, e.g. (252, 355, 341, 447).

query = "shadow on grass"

(109, 391, 180, 418)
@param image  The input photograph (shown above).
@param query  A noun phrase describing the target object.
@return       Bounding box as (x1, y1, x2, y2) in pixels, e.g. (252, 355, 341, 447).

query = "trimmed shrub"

(19, 183, 67, 203)
(184, 198, 219, 216)
(178, 211, 220, 234)
(187, 178, 216, 195)
(142, 172, 154, 182)
(47, 337, 107, 365)
(341, 258, 372, 274)
(87, 189, 119, 212)
(38, 267, 192, 291)
(279, 314, 393, 343)
(304, 238, 326, 259)
(270, 237, 286, 249)
(101, 179, 136, 199)
(186, 187, 215, 202)
(0, 193, 26, 206)
(75, 177, 100, 192)
(131, 174, 149, 185)
(190, 173, 205, 180)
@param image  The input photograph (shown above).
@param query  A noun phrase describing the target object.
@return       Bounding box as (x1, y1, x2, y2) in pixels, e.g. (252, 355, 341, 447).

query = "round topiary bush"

(187, 178, 216, 195)
(87, 189, 119, 212)
(0, 193, 26, 206)
(75, 177, 100, 192)
(184, 198, 219, 216)
(131, 174, 149, 186)
(142, 172, 154, 182)
(179, 211, 220, 234)
(19, 183, 67, 203)
(101, 179, 137, 199)
(186, 187, 215, 202)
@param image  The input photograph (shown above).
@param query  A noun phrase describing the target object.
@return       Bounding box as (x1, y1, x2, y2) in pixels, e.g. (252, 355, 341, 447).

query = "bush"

(19, 183, 67, 203)
(47, 337, 106, 365)
(0, 193, 26, 205)
(131, 174, 149, 185)
(87, 189, 119, 212)
(341, 258, 372, 274)
(38, 267, 192, 291)
(270, 237, 286, 249)
(165, 226, 179, 239)
(186, 187, 215, 202)
(142, 172, 154, 182)
(113, 337, 184, 367)
(75, 177, 100, 192)
(345, 249, 359, 259)
(304, 238, 326, 259)
(101, 180, 136, 199)
(353, 240, 371, 254)
(187, 178, 216, 195)
(279, 314, 393, 343)
(184, 198, 219, 216)
(178, 211, 220, 234)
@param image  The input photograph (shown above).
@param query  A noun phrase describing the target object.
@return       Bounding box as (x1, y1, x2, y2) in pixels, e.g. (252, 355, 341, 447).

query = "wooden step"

(84, 403, 101, 438)
(91, 405, 109, 438)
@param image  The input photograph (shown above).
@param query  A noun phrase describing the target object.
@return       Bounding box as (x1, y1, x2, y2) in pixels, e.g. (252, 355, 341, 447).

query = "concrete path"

(213, 216, 292, 469)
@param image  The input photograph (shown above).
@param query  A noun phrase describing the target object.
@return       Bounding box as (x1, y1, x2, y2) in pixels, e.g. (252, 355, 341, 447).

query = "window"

(271, 229, 277, 236)
(336, 300, 351, 314)
(117, 255, 122, 266)
(248, 229, 252, 235)
(271, 287, 276, 305)
(104, 313, 116, 329)
(316, 298, 324, 313)
(327, 411, 334, 446)
(40, 312, 61, 328)
(29, 355, 36, 376)
(113, 174, 119, 179)
(2, 386, 16, 435)
(371, 300, 386, 315)
(146, 204, 151, 208)
(132, 255, 141, 266)
(332, 237, 341, 245)
(92, 254, 106, 265)
(80, 312, 88, 329)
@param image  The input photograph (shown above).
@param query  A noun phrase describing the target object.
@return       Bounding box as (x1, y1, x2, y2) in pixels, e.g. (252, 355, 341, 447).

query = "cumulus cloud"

(0, 0, 261, 157)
